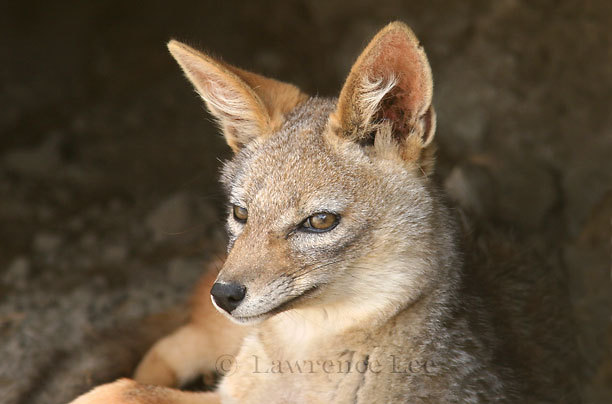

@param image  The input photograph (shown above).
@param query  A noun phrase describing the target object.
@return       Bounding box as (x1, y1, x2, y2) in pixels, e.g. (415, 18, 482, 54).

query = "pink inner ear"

(378, 87, 409, 142)
(370, 31, 430, 140)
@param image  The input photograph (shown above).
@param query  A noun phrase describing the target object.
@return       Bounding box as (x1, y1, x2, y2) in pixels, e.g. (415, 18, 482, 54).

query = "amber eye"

(302, 212, 339, 232)
(233, 205, 248, 222)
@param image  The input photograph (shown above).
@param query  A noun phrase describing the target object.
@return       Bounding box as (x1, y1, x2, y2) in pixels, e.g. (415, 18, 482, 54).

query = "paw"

(68, 379, 138, 404)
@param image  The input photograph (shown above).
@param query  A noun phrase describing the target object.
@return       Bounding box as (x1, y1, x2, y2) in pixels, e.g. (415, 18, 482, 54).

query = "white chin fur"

(229, 313, 270, 325)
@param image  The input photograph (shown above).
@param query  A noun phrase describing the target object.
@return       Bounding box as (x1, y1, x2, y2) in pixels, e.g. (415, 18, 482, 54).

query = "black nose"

(211, 282, 246, 313)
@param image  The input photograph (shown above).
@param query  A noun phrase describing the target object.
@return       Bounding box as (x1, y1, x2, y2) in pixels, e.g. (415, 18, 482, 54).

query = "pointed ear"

(330, 22, 436, 173)
(168, 40, 308, 152)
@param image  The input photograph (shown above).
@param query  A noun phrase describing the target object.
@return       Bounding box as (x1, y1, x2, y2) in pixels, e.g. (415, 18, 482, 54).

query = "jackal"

(70, 21, 578, 403)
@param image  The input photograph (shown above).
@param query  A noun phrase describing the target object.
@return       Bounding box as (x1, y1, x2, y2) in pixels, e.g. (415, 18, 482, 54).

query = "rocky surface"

(1, 1, 610, 403)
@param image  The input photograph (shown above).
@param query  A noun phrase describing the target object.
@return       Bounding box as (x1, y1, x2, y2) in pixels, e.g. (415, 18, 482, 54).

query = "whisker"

(286, 258, 345, 280)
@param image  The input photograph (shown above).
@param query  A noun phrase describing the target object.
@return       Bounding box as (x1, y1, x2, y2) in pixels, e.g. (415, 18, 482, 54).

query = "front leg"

(134, 259, 248, 387)
(70, 379, 221, 404)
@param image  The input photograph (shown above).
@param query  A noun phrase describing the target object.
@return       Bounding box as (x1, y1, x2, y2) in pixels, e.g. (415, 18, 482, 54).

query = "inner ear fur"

(168, 40, 308, 152)
(330, 22, 436, 172)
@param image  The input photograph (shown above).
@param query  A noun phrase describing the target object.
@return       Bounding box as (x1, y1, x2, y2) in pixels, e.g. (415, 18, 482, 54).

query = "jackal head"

(168, 22, 458, 325)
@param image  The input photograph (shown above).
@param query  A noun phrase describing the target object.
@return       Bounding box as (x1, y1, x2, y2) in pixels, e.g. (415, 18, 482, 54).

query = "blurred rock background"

(0, 0, 610, 402)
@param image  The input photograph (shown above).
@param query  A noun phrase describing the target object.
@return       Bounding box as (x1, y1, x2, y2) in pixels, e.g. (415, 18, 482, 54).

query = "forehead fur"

(221, 97, 343, 202)
(219, 96, 431, 231)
